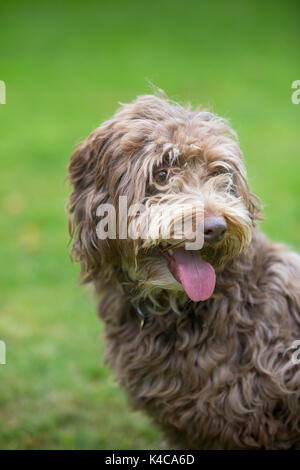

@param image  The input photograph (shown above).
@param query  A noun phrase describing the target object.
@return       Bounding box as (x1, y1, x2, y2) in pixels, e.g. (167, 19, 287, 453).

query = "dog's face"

(68, 95, 261, 311)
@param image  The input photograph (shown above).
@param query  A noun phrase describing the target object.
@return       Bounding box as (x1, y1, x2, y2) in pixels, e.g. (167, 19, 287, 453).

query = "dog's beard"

(123, 180, 253, 311)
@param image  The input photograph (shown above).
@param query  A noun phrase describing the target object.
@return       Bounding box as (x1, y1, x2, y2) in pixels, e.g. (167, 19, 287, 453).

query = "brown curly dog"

(67, 94, 300, 449)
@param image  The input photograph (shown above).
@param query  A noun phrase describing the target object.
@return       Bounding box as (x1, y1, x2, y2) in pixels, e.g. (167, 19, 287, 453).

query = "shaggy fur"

(67, 94, 300, 449)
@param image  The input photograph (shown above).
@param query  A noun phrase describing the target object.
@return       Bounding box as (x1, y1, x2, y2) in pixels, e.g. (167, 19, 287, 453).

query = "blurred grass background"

(0, 0, 299, 449)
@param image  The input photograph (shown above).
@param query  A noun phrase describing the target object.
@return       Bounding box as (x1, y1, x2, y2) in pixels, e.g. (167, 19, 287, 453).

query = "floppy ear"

(248, 191, 263, 224)
(231, 156, 263, 226)
(67, 120, 117, 283)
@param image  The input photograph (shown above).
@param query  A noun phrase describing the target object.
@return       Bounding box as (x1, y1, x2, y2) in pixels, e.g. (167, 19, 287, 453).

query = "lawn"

(0, 0, 299, 449)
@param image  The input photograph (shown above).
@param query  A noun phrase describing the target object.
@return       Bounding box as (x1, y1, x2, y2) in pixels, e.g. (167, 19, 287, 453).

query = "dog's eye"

(154, 168, 168, 183)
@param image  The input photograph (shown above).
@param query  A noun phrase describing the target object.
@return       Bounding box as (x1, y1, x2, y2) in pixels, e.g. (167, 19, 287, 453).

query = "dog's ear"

(240, 183, 263, 226)
(248, 191, 263, 224)
(232, 156, 263, 226)
(67, 120, 117, 283)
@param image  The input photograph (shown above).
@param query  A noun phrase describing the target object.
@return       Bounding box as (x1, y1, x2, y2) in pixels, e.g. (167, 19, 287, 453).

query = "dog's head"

(67, 95, 261, 311)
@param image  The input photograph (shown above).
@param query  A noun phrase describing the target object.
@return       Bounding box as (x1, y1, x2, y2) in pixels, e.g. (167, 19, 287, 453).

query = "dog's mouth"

(159, 245, 216, 302)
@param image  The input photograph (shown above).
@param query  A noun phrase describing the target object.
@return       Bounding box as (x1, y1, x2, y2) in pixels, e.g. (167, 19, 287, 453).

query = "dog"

(67, 94, 300, 449)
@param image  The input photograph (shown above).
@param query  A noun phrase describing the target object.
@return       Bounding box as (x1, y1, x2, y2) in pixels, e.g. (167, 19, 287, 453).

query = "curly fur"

(67, 94, 300, 449)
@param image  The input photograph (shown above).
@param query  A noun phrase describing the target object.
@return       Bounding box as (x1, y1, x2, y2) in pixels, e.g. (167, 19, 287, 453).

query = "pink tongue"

(168, 248, 216, 302)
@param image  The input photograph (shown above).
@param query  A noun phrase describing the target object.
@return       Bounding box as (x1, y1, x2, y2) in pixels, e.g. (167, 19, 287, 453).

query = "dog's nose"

(204, 216, 227, 243)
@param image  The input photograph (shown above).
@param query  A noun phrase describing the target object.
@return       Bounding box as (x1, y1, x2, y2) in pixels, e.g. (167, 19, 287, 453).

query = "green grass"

(0, 0, 299, 449)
